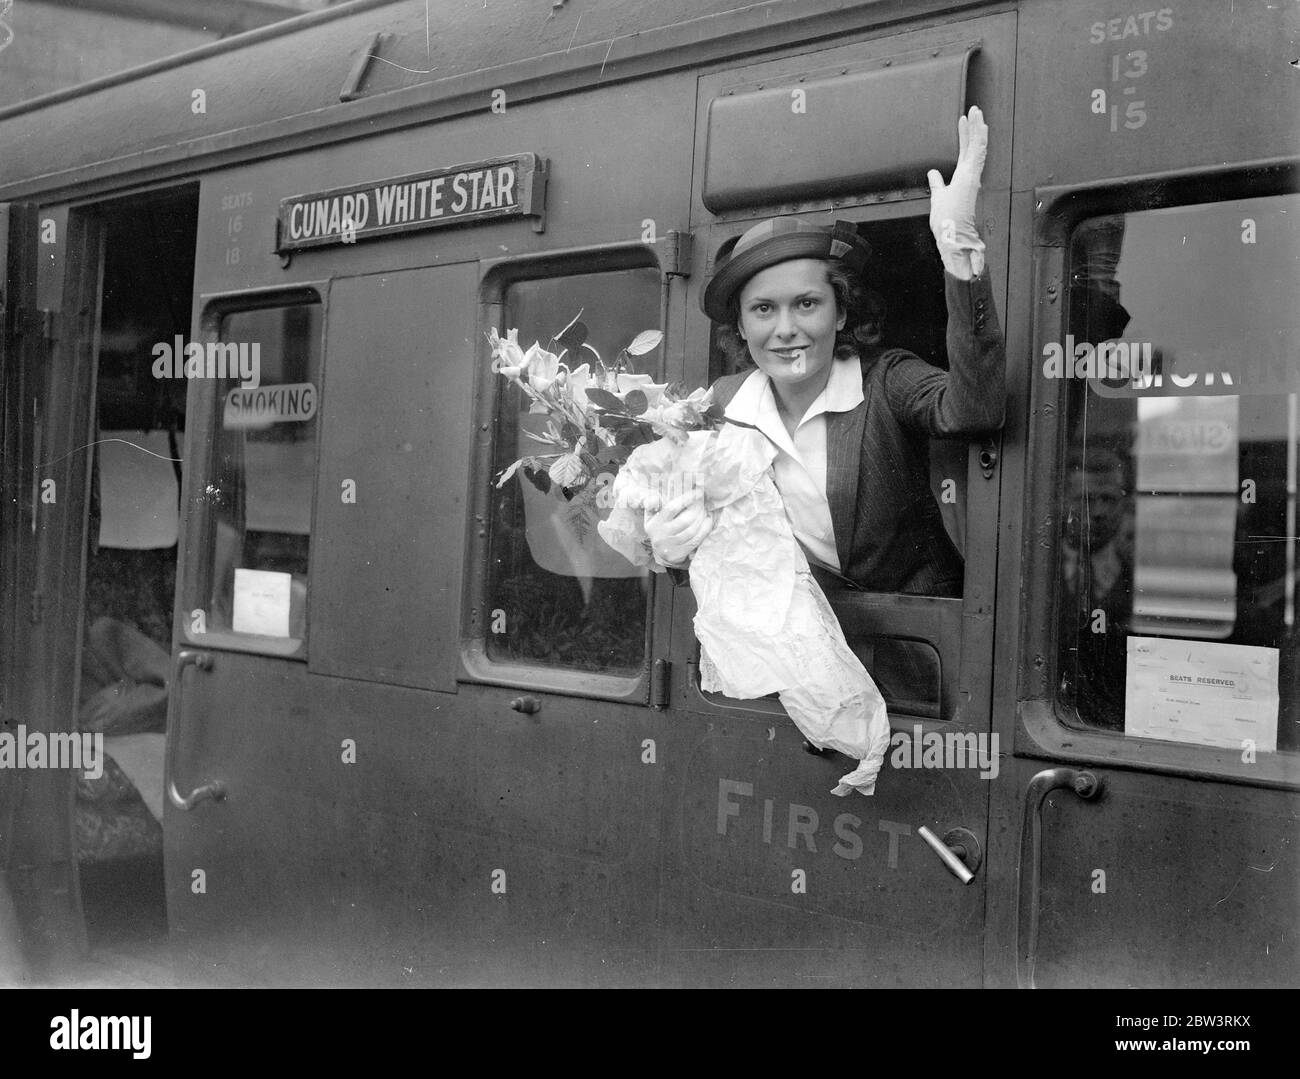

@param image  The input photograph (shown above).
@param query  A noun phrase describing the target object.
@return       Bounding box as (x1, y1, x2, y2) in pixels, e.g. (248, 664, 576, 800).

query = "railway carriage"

(0, 0, 1296, 987)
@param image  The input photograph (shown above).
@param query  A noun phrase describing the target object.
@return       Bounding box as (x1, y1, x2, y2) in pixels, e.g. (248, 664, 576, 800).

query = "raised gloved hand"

(927, 105, 989, 280)
(645, 488, 713, 568)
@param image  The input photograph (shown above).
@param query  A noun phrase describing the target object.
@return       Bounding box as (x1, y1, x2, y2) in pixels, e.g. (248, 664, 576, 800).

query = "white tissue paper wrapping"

(597, 425, 891, 796)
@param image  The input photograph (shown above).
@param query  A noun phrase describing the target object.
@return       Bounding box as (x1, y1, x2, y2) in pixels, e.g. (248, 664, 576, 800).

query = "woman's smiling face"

(737, 259, 845, 393)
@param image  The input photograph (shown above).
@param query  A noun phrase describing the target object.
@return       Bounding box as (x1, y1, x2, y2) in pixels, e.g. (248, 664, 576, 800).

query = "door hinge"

(650, 658, 671, 709)
(659, 230, 693, 278)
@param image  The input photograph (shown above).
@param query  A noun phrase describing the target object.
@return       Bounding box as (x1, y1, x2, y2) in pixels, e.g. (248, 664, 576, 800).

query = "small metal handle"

(510, 695, 541, 714)
(166, 650, 226, 811)
(1016, 767, 1103, 988)
(918, 825, 978, 885)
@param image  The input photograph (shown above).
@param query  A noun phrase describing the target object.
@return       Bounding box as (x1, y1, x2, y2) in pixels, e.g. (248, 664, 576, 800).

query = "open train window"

(703, 213, 959, 717)
(1056, 193, 1299, 753)
(190, 298, 322, 656)
(483, 266, 661, 676)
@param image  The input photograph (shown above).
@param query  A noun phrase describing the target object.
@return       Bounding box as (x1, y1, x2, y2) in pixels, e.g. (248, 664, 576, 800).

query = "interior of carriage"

(75, 186, 197, 952)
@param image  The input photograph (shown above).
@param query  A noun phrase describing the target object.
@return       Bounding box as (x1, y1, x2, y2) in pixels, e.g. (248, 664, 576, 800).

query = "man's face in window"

(1066, 450, 1127, 550)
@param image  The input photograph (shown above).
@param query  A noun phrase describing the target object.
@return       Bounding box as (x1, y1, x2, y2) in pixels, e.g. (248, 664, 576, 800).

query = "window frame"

(683, 200, 997, 728)
(1019, 159, 1300, 790)
(460, 240, 678, 703)
(179, 283, 326, 661)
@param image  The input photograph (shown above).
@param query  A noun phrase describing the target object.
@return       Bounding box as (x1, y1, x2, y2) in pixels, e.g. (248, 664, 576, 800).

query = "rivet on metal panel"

(883, 59, 892, 66)
(510, 696, 542, 714)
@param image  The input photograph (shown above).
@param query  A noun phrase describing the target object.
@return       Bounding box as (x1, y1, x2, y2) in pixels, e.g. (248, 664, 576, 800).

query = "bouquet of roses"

(488, 313, 721, 498)
(488, 316, 891, 797)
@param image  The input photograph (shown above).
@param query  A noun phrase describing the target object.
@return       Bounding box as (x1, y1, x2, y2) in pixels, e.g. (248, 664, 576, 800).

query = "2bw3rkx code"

(1120, 1017, 1252, 1029)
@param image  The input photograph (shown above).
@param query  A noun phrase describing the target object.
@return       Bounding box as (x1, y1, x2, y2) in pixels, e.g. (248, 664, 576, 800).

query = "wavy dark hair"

(712, 260, 887, 373)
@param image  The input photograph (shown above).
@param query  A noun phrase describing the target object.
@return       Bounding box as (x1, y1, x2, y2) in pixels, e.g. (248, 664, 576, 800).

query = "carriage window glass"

(485, 268, 660, 674)
(1057, 194, 1299, 754)
(201, 303, 321, 648)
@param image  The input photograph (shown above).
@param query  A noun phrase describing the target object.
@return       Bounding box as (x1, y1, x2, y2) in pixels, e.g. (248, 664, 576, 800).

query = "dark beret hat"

(701, 217, 872, 322)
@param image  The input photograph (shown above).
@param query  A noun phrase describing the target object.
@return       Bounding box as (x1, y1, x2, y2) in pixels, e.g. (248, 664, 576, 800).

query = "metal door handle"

(166, 650, 226, 811)
(1016, 767, 1102, 988)
(918, 825, 982, 884)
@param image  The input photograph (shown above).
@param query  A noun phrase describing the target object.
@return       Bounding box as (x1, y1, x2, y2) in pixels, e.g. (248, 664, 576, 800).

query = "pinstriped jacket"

(707, 270, 1005, 596)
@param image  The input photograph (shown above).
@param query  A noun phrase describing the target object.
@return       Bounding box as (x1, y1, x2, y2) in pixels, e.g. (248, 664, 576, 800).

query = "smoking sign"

(223, 383, 317, 428)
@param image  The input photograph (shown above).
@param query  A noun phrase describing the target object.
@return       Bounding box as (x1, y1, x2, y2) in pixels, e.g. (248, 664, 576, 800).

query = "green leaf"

(522, 464, 552, 495)
(560, 421, 582, 444)
(585, 388, 626, 412)
(618, 425, 655, 448)
(624, 389, 648, 416)
(625, 329, 664, 356)
(598, 444, 632, 466)
(597, 413, 637, 430)
(495, 459, 525, 488)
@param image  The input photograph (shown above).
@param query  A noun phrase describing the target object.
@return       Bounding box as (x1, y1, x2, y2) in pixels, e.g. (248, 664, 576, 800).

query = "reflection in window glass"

(1058, 195, 1299, 751)
(486, 268, 660, 674)
(203, 303, 321, 645)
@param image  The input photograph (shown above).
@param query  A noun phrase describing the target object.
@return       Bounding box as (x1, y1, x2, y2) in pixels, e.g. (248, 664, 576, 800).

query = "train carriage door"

(4, 189, 200, 982)
(455, 245, 678, 986)
(994, 169, 1300, 988)
(168, 264, 483, 984)
(0, 201, 90, 972)
(164, 283, 328, 981)
(980, 0, 1300, 989)
(662, 13, 1015, 987)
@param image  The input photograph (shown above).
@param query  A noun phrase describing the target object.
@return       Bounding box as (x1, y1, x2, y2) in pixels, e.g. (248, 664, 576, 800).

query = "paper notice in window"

(232, 568, 293, 637)
(1125, 636, 1279, 753)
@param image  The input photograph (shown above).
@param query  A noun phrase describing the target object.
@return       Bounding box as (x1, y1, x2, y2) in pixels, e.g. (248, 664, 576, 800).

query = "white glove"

(927, 105, 989, 280)
(645, 489, 712, 568)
